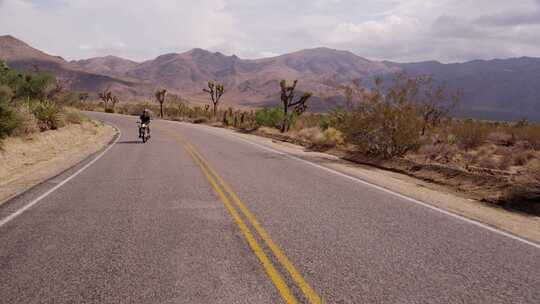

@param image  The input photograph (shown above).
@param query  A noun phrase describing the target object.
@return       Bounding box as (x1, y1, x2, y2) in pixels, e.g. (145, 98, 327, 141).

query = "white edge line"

(0, 123, 121, 228)
(168, 120, 540, 249)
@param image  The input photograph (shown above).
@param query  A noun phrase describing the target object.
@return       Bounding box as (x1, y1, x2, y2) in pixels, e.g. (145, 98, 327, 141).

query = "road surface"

(1, 112, 539, 303)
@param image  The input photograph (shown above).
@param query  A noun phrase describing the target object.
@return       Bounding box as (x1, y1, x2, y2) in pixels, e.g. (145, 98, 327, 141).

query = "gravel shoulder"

(0, 120, 116, 204)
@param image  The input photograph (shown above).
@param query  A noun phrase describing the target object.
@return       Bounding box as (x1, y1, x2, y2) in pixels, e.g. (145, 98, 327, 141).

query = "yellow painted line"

(156, 125, 322, 303)
(184, 145, 299, 304)
(186, 143, 322, 304)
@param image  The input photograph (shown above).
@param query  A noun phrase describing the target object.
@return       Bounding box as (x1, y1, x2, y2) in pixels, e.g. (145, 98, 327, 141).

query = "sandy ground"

(0, 121, 116, 204)
(201, 126, 540, 242)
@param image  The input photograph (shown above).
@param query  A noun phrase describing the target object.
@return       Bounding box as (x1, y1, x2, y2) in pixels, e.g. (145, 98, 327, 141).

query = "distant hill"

(386, 58, 540, 120)
(70, 55, 139, 77)
(0, 35, 150, 98)
(1, 35, 539, 121)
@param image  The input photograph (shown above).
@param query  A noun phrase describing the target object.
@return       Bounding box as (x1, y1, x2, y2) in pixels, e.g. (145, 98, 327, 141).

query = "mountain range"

(1, 35, 539, 121)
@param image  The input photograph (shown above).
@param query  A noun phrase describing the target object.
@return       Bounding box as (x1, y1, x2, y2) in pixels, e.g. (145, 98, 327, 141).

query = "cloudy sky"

(1, 0, 539, 62)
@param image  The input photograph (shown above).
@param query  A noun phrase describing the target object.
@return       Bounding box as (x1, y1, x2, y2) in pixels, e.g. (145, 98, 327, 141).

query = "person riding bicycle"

(139, 109, 151, 138)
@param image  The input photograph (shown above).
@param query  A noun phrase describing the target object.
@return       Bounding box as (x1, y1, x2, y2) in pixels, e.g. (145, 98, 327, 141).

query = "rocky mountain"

(0, 35, 150, 97)
(70, 55, 139, 77)
(1, 35, 539, 120)
(393, 58, 540, 120)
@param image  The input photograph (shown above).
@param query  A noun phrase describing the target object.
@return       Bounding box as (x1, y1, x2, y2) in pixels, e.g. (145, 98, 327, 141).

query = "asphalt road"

(0, 112, 539, 304)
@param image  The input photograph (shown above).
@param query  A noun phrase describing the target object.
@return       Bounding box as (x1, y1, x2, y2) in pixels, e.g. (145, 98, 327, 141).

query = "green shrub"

(104, 107, 115, 113)
(340, 101, 423, 158)
(255, 107, 285, 129)
(0, 98, 19, 139)
(0, 61, 55, 101)
(31, 100, 64, 130)
(319, 107, 346, 130)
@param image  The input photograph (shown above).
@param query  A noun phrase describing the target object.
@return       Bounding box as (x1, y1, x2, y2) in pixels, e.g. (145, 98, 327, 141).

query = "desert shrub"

(336, 74, 458, 158)
(527, 159, 540, 184)
(295, 127, 343, 147)
(511, 124, 540, 150)
(319, 107, 346, 130)
(0, 98, 19, 139)
(292, 114, 324, 131)
(452, 119, 490, 150)
(340, 101, 423, 158)
(12, 105, 39, 136)
(255, 107, 284, 129)
(487, 131, 515, 146)
(296, 127, 325, 144)
(512, 150, 536, 166)
(127, 102, 158, 116)
(163, 105, 180, 119)
(477, 155, 499, 169)
(193, 117, 208, 124)
(1, 64, 52, 101)
(31, 100, 64, 130)
(418, 141, 456, 163)
(104, 107, 115, 113)
(63, 108, 87, 125)
(323, 127, 344, 146)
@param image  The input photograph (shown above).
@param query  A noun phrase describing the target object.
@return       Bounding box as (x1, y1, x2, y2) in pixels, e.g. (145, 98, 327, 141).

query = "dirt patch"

(0, 121, 116, 204)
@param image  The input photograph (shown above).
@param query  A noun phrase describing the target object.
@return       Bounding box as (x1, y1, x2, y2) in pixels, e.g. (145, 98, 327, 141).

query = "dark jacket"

(140, 114, 151, 124)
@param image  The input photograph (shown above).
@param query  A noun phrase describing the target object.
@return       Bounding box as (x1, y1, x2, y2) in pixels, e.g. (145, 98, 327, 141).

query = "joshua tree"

(155, 88, 167, 118)
(46, 79, 65, 100)
(98, 89, 119, 112)
(203, 81, 225, 118)
(112, 95, 119, 108)
(79, 92, 89, 103)
(98, 89, 113, 106)
(279, 80, 312, 133)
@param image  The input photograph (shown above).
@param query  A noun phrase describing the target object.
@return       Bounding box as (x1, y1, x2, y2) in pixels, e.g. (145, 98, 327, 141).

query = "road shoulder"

(0, 120, 116, 205)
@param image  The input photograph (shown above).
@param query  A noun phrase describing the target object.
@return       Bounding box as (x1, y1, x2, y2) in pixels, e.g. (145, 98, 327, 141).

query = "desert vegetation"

(203, 81, 225, 118)
(0, 60, 89, 146)
(71, 73, 539, 214)
(155, 88, 167, 118)
(278, 80, 312, 132)
(98, 89, 119, 113)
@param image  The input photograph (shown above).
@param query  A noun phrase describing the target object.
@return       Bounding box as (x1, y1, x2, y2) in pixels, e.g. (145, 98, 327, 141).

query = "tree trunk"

(160, 103, 164, 118)
(281, 103, 288, 133)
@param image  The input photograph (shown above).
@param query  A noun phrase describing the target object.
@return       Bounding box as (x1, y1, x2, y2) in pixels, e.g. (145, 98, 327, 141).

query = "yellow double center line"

(159, 126, 321, 304)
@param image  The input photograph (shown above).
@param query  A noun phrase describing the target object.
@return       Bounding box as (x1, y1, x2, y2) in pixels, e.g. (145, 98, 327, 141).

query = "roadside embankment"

(0, 120, 115, 204)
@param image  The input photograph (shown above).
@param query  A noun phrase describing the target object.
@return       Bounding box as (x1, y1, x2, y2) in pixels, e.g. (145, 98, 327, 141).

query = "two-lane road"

(1, 112, 538, 303)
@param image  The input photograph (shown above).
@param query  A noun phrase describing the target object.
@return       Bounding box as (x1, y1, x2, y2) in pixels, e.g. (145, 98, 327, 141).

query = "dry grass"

(525, 159, 540, 184)
(452, 120, 491, 150)
(292, 127, 344, 147)
(12, 105, 39, 137)
(0, 121, 115, 203)
(63, 107, 89, 125)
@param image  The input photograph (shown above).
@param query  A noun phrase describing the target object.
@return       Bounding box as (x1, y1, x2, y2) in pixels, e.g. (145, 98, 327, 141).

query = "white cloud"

(0, 0, 539, 62)
(259, 51, 279, 58)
